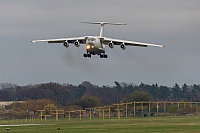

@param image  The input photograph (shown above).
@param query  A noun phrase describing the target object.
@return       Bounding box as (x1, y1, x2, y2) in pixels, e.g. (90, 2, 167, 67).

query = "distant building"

(0, 101, 24, 109)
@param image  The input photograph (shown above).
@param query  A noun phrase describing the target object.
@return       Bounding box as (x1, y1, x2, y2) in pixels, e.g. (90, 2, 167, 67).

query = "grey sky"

(0, 0, 200, 87)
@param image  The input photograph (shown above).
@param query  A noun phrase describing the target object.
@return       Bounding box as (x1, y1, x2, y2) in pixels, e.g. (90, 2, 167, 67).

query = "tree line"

(0, 81, 200, 106)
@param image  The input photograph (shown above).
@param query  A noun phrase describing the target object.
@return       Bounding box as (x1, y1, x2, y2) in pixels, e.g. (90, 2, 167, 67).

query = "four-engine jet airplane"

(31, 22, 164, 58)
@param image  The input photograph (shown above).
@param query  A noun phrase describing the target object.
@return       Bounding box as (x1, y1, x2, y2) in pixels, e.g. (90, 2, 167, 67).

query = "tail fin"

(81, 22, 126, 37)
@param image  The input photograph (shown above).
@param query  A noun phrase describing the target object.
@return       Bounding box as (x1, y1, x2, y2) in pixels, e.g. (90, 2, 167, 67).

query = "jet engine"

(108, 42, 114, 48)
(74, 41, 80, 47)
(120, 43, 126, 50)
(63, 41, 69, 48)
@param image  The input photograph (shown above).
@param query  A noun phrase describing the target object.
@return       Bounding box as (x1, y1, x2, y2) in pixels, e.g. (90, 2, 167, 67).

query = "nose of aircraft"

(86, 43, 94, 50)
(86, 44, 91, 49)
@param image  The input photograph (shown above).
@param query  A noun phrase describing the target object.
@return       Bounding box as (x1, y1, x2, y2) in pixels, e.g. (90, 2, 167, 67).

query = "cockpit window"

(88, 38, 96, 41)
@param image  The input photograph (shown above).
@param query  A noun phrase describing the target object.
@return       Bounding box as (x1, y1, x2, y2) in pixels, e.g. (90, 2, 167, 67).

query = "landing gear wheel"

(83, 53, 87, 57)
(100, 54, 108, 58)
(100, 54, 103, 58)
(83, 53, 91, 58)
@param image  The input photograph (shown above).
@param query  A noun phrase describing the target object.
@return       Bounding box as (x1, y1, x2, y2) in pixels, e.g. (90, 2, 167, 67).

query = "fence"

(1, 101, 199, 123)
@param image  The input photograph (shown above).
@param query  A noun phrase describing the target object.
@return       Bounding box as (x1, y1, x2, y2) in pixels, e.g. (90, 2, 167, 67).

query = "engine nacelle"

(74, 41, 80, 47)
(63, 41, 69, 48)
(120, 43, 126, 50)
(108, 42, 114, 48)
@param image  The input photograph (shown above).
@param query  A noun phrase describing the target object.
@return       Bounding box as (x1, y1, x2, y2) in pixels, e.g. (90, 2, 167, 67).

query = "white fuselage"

(85, 36, 105, 55)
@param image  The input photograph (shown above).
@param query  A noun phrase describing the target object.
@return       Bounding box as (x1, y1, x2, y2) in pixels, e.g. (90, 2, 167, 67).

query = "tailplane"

(81, 22, 126, 37)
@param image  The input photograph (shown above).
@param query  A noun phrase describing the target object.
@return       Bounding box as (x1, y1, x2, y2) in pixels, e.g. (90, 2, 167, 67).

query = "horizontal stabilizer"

(81, 22, 126, 26)
(81, 22, 126, 37)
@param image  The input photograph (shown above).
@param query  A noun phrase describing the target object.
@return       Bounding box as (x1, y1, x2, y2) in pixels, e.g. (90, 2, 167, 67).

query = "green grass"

(1, 116, 200, 133)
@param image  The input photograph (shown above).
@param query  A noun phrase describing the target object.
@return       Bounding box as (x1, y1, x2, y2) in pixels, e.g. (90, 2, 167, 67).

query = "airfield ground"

(0, 116, 200, 133)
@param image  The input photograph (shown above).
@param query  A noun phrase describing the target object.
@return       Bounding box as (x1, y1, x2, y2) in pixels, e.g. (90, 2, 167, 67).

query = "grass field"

(1, 116, 200, 133)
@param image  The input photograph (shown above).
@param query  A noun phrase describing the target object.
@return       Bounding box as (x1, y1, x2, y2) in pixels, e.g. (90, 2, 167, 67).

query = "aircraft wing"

(31, 37, 86, 44)
(102, 37, 165, 48)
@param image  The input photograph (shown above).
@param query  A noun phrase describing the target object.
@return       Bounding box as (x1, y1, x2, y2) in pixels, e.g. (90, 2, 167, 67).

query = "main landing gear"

(100, 54, 108, 58)
(83, 53, 108, 58)
(83, 53, 91, 58)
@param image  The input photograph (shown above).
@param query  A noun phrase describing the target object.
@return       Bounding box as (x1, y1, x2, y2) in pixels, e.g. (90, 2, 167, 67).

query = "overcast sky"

(0, 0, 200, 87)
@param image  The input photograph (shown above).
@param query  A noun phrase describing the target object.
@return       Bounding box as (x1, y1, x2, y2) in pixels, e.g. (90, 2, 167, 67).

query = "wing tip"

(147, 44, 165, 48)
(31, 40, 40, 43)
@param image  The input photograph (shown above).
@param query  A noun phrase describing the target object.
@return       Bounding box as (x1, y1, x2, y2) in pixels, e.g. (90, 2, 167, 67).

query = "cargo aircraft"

(32, 22, 164, 58)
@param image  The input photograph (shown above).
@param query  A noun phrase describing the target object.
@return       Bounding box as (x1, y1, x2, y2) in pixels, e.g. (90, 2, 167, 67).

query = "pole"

(141, 102, 143, 117)
(50, 110, 64, 122)
(184, 102, 186, 109)
(156, 102, 159, 114)
(102, 108, 105, 119)
(133, 102, 136, 117)
(125, 103, 128, 118)
(196, 103, 198, 113)
(75, 110, 86, 120)
(85, 108, 92, 119)
(108, 106, 111, 118)
(149, 102, 151, 116)
(38, 110, 45, 122)
(178, 102, 180, 110)
(69, 112, 71, 120)
(66, 111, 75, 120)
(89, 108, 91, 119)
(164, 101, 166, 114)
